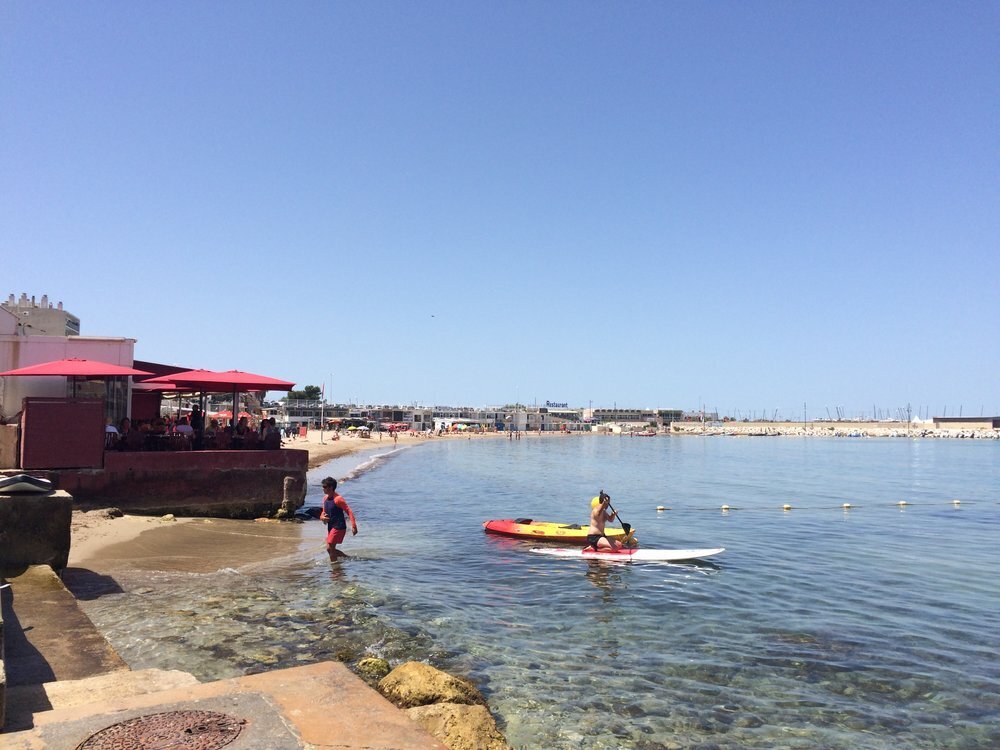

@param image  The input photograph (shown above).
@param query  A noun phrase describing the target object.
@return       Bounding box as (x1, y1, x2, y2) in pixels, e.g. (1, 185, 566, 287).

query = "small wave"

(340, 448, 407, 481)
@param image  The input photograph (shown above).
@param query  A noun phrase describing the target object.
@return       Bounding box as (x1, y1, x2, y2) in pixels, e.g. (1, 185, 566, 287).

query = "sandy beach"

(66, 427, 505, 566)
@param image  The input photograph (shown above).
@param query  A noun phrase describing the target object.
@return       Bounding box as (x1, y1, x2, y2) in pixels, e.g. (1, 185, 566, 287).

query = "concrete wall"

(20, 399, 104, 470)
(48, 449, 308, 518)
(0, 490, 73, 572)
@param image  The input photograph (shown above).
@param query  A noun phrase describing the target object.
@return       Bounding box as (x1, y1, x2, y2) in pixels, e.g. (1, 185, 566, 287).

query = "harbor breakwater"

(670, 420, 1000, 439)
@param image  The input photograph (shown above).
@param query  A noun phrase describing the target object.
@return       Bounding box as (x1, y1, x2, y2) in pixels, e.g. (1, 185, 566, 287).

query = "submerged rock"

(357, 657, 391, 680)
(405, 703, 511, 750)
(378, 661, 486, 708)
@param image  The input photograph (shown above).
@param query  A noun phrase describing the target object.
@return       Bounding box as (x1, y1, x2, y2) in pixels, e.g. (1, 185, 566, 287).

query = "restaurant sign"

(545, 401, 568, 408)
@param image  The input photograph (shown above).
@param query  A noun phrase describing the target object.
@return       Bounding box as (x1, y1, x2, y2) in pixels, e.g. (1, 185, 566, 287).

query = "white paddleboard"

(529, 547, 724, 562)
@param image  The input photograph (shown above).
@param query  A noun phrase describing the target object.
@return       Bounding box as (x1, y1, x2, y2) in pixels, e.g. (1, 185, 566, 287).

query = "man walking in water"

(320, 477, 358, 560)
(586, 490, 623, 551)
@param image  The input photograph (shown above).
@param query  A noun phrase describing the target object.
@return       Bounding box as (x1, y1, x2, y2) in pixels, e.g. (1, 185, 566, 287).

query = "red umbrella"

(143, 369, 295, 426)
(131, 381, 179, 392)
(210, 410, 251, 420)
(142, 369, 294, 392)
(0, 357, 153, 377)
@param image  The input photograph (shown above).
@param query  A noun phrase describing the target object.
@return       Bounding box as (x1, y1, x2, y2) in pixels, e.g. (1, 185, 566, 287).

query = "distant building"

(3, 293, 80, 336)
(0, 300, 135, 424)
(591, 408, 657, 425)
(682, 410, 720, 422)
(932, 416, 1000, 430)
(269, 400, 695, 433)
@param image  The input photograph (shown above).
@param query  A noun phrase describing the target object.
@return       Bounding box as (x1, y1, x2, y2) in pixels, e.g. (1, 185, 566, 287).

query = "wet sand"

(69, 516, 309, 573)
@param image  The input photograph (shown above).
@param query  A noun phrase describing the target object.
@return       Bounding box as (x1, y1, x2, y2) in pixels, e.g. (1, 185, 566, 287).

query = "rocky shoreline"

(670, 421, 1000, 439)
(64, 508, 514, 749)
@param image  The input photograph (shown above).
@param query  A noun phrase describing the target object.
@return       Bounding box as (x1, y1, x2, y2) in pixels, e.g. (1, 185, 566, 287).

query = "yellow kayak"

(482, 518, 630, 544)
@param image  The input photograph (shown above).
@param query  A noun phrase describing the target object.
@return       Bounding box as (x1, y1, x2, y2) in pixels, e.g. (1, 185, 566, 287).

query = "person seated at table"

(202, 418, 219, 448)
(242, 427, 260, 449)
(262, 417, 282, 449)
(174, 416, 194, 436)
(104, 418, 120, 449)
(235, 416, 250, 436)
(215, 425, 232, 450)
(150, 417, 167, 435)
(118, 417, 144, 451)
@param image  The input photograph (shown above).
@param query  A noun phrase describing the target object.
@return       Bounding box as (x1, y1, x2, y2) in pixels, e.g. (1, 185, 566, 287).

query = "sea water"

(72, 436, 1000, 749)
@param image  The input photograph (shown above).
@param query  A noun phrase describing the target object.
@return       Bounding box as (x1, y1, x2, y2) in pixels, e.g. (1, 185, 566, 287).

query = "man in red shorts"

(319, 477, 358, 560)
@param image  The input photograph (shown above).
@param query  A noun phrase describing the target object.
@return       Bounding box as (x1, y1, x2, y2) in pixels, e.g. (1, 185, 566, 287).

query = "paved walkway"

(1, 566, 446, 749)
(1, 661, 448, 749)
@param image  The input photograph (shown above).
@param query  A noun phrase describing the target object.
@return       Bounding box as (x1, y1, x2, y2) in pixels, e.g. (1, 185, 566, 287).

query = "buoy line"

(652, 499, 983, 513)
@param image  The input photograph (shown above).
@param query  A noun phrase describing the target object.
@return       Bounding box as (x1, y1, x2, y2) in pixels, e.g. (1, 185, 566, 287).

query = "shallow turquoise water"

(77, 437, 1000, 749)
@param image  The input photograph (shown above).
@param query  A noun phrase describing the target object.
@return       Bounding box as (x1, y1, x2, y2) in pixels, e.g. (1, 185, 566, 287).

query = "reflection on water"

(584, 560, 622, 601)
(73, 438, 1000, 750)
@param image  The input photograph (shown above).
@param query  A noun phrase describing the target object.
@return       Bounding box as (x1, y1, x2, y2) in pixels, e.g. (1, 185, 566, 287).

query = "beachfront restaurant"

(0, 357, 307, 518)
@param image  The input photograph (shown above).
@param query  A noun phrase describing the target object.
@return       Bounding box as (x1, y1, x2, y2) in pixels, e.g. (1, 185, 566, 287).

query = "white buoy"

(782, 504, 792, 511)
(897, 500, 908, 507)
(721, 504, 730, 511)
(952, 499, 961, 505)
(656, 505, 666, 512)
(842, 503, 852, 509)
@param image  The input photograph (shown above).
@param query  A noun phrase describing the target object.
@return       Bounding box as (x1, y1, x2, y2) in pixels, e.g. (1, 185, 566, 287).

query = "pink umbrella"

(142, 369, 294, 392)
(0, 357, 153, 377)
(143, 369, 295, 425)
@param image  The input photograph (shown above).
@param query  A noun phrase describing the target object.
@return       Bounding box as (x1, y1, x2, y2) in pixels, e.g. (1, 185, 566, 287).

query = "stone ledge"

(3, 668, 200, 732)
(0, 661, 449, 749)
(0, 492, 72, 572)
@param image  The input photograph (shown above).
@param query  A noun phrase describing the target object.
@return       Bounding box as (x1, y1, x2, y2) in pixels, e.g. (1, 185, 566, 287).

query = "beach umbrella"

(0, 357, 153, 377)
(142, 369, 295, 425)
(209, 410, 251, 421)
(0, 357, 154, 398)
(131, 381, 179, 392)
(141, 368, 294, 392)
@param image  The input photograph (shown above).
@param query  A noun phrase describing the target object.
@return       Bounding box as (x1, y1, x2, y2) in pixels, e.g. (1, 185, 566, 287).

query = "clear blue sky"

(3, 2, 997, 418)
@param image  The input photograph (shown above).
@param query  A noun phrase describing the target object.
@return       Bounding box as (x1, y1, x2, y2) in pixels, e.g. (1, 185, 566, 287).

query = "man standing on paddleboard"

(320, 477, 358, 561)
(586, 491, 623, 551)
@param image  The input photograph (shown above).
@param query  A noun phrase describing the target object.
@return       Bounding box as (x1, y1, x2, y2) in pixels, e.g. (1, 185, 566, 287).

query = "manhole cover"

(76, 709, 246, 750)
